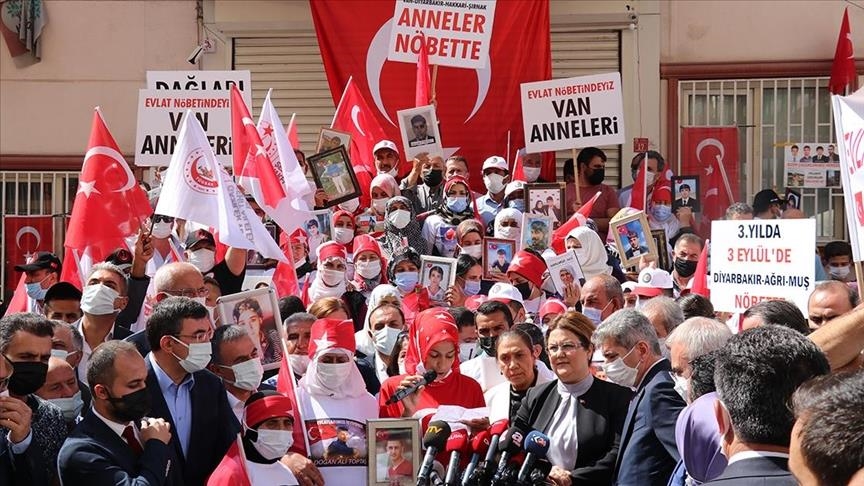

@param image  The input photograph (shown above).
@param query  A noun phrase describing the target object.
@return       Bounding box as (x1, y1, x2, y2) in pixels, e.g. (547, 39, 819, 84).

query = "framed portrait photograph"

(524, 183, 565, 228)
(316, 127, 352, 154)
(521, 213, 554, 253)
(784, 188, 802, 209)
(302, 209, 333, 262)
(246, 221, 280, 270)
(671, 175, 700, 213)
(419, 256, 457, 305)
(396, 104, 443, 161)
(611, 211, 658, 269)
(367, 419, 420, 486)
(543, 250, 585, 295)
(215, 287, 284, 370)
(484, 238, 516, 279)
(307, 146, 361, 208)
(650, 229, 671, 271)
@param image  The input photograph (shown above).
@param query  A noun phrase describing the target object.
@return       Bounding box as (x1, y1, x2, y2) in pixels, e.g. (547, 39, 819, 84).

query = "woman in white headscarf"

(494, 207, 523, 243)
(297, 318, 378, 484)
(355, 284, 402, 357)
(565, 226, 613, 279)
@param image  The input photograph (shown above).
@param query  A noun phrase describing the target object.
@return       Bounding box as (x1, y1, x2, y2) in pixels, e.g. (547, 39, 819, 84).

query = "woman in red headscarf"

(330, 210, 357, 254)
(344, 234, 388, 331)
(378, 308, 485, 419)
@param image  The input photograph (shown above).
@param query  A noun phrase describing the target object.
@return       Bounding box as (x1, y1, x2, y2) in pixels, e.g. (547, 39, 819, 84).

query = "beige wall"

(660, 0, 863, 63)
(0, 0, 197, 156)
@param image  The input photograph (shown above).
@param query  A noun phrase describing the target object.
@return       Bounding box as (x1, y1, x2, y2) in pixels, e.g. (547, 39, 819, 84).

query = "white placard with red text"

(387, 0, 496, 69)
(710, 219, 815, 315)
(831, 92, 864, 261)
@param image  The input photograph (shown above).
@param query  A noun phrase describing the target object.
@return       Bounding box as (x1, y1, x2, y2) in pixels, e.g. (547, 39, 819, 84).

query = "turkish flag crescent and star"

(311, 0, 552, 191)
(62, 108, 152, 288)
(680, 127, 740, 227)
(3, 215, 53, 291)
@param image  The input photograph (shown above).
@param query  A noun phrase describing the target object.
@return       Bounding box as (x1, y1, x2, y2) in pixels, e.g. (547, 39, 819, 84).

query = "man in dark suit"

(592, 309, 686, 486)
(0, 349, 48, 486)
(672, 183, 695, 213)
(705, 326, 830, 485)
(144, 296, 240, 485)
(58, 340, 176, 484)
(624, 231, 650, 260)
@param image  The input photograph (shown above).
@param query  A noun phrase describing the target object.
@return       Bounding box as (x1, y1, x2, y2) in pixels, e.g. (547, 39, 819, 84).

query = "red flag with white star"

(62, 108, 151, 288)
(829, 8, 858, 95)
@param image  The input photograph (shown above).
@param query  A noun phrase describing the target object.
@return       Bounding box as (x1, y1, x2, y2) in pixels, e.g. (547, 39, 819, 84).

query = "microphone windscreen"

(421, 369, 438, 384)
(498, 425, 526, 453)
(445, 428, 469, 453)
(489, 419, 509, 436)
(422, 421, 452, 450)
(523, 431, 551, 456)
(470, 430, 491, 455)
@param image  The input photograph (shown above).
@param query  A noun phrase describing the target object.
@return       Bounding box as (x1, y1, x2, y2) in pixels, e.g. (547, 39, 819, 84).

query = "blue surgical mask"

(508, 199, 525, 212)
(651, 204, 673, 222)
(447, 196, 468, 213)
(25, 279, 49, 300)
(463, 279, 481, 296)
(581, 306, 603, 326)
(393, 271, 419, 292)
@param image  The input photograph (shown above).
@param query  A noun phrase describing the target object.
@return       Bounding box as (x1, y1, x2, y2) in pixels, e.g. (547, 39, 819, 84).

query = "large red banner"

(310, 0, 552, 190)
(680, 127, 740, 224)
(4, 215, 54, 290)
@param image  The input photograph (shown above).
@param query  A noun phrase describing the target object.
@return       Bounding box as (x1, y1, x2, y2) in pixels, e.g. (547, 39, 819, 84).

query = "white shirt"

(464, 354, 555, 394)
(76, 319, 115, 385)
(485, 367, 555, 423)
(226, 390, 245, 424)
(92, 407, 139, 444)
(246, 459, 300, 485)
(727, 450, 790, 465)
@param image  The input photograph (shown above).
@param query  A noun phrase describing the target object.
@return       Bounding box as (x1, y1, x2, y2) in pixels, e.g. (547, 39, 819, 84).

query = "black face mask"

(674, 258, 698, 278)
(587, 168, 605, 185)
(422, 169, 443, 187)
(478, 335, 499, 357)
(515, 282, 532, 300)
(8, 361, 48, 396)
(107, 387, 152, 422)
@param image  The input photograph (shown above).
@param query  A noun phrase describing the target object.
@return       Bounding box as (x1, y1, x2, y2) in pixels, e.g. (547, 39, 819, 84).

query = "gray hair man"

(639, 296, 684, 348)
(663, 316, 731, 402)
(592, 309, 686, 485)
(580, 275, 625, 326)
(207, 325, 264, 423)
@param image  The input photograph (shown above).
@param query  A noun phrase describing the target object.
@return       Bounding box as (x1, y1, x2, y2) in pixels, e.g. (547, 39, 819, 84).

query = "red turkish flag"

(330, 77, 388, 178)
(276, 351, 308, 456)
(681, 127, 740, 226)
(511, 148, 526, 183)
(62, 108, 152, 288)
(286, 113, 300, 150)
(311, 0, 552, 193)
(690, 240, 710, 299)
(829, 8, 858, 95)
(415, 33, 431, 107)
(3, 215, 54, 291)
(550, 191, 599, 253)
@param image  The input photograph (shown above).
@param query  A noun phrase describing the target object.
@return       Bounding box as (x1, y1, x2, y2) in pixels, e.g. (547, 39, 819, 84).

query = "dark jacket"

(513, 378, 632, 485)
(703, 455, 796, 486)
(58, 408, 176, 485)
(614, 358, 687, 486)
(0, 431, 49, 486)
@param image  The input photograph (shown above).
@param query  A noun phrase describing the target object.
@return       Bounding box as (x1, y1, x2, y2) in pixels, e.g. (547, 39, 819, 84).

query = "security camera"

(187, 45, 204, 65)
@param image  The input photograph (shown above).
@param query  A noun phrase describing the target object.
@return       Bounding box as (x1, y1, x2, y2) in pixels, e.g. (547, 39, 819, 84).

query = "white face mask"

(188, 248, 216, 273)
(373, 326, 403, 356)
(657, 338, 669, 359)
(459, 342, 477, 362)
(223, 358, 264, 391)
(333, 227, 354, 245)
(603, 346, 640, 388)
(51, 349, 69, 360)
(388, 209, 411, 229)
(672, 373, 689, 402)
(461, 244, 482, 259)
(151, 221, 173, 239)
(497, 226, 520, 240)
(355, 260, 382, 280)
(524, 167, 541, 183)
(645, 171, 656, 185)
(581, 306, 603, 326)
(338, 198, 360, 213)
(49, 391, 84, 422)
(288, 354, 310, 376)
(316, 361, 352, 387)
(320, 269, 346, 287)
(251, 428, 295, 460)
(80, 283, 120, 316)
(371, 198, 388, 214)
(171, 337, 212, 373)
(484, 174, 506, 194)
(828, 265, 851, 279)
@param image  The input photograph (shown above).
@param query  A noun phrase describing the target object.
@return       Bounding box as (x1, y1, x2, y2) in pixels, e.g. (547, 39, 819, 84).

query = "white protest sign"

(520, 72, 625, 153)
(136, 70, 252, 167)
(831, 92, 864, 261)
(388, 0, 496, 69)
(710, 219, 815, 315)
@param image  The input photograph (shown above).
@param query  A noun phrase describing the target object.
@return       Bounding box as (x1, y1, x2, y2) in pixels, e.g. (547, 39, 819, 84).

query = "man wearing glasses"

(144, 296, 239, 485)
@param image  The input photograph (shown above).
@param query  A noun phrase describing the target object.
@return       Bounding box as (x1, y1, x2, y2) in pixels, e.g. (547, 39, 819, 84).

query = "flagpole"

(330, 76, 353, 128)
(642, 150, 648, 210)
(431, 64, 439, 105)
(572, 147, 581, 206)
(715, 154, 734, 202)
(506, 130, 511, 166)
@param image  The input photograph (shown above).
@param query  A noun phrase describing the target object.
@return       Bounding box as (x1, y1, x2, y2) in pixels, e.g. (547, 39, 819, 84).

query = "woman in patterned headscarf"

(422, 176, 480, 257)
(378, 195, 429, 259)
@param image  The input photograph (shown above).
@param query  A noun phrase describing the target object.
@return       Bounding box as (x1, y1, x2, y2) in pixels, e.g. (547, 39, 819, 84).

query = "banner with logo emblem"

(831, 91, 864, 261)
(311, 0, 552, 190)
(3, 215, 54, 291)
(680, 127, 740, 224)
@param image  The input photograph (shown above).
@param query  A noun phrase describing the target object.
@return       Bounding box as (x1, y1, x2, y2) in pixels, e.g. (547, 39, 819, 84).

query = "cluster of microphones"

(416, 418, 551, 486)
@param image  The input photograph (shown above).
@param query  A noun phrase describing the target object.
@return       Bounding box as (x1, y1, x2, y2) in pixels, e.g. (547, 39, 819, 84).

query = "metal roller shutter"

(550, 30, 622, 186)
(233, 29, 622, 186)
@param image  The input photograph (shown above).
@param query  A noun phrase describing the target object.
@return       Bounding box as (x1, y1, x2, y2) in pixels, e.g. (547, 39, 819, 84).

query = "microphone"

(516, 431, 551, 484)
(492, 425, 527, 485)
(444, 429, 469, 486)
(417, 421, 451, 486)
(461, 430, 490, 486)
(484, 419, 509, 466)
(387, 369, 438, 405)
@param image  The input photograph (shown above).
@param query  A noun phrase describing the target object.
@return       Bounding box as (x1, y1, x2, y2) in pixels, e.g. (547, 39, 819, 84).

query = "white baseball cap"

(482, 155, 508, 172)
(372, 140, 398, 156)
(504, 180, 525, 199)
(488, 282, 524, 305)
(621, 281, 637, 293)
(633, 268, 673, 297)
